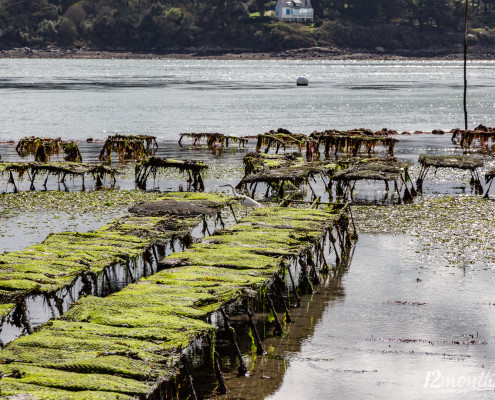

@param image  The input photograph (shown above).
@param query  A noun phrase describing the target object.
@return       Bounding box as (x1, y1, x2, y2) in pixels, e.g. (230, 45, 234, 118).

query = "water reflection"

(267, 234, 495, 400)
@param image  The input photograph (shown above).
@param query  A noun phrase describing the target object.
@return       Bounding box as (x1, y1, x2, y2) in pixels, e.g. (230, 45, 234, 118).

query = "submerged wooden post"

(244, 301, 265, 355)
(220, 308, 248, 376)
(286, 262, 302, 307)
(274, 275, 292, 323)
(213, 351, 229, 394)
(266, 294, 284, 336)
(181, 354, 198, 400)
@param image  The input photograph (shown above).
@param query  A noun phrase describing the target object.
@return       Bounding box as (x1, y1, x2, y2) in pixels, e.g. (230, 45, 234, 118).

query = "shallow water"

(210, 234, 495, 399)
(1, 59, 495, 141)
(1, 59, 495, 398)
(0, 211, 120, 253)
(1, 134, 495, 254)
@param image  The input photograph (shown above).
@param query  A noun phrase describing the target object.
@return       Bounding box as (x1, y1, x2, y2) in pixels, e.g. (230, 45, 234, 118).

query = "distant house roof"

(278, 0, 312, 7)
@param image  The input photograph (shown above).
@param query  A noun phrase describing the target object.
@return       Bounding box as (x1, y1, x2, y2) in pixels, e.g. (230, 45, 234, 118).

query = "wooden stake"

(464, 0, 469, 130)
(220, 308, 248, 376)
(213, 351, 229, 394)
(266, 294, 284, 336)
(181, 354, 198, 400)
(286, 263, 302, 307)
(274, 275, 292, 323)
(244, 301, 265, 355)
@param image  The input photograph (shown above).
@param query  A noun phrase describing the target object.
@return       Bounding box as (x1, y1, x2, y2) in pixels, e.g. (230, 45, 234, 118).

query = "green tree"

(2, 0, 58, 28)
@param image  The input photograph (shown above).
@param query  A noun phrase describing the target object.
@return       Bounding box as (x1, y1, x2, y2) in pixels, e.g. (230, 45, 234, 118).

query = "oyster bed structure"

(135, 157, 208, 191)
(0, 193, 232, 346)
(0, 202, 352, 399)
(238, 152, 334, 199)
(416, 154, 484, 193)
(330, 158, 415, 203)
(254, 128, 399, 162)
(15, 137, 82, 163)
(309, 129, 398, 158)
(485, 167, 495, 197)
(451, 124, 495, 152)
(178, 133, 249, 149)
(0, 162, 119, 192)
(98, 134, 158, 162)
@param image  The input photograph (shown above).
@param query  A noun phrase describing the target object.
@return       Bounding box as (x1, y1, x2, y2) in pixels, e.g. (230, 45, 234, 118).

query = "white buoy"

(296, 77, 308, 86)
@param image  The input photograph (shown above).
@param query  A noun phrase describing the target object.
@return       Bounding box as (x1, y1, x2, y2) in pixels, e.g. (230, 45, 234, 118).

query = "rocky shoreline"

(2, 45, 495, 60)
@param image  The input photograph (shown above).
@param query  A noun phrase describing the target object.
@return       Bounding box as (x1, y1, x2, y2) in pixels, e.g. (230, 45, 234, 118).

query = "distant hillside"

(1, 0, 495, 54)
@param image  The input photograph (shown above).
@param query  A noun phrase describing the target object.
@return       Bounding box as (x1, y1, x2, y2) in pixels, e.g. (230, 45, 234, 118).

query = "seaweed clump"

(451, 124, 495, 152)
(256, 129, 319, 161)
(179, 133, 249, 149)
(254, 128, 399, 161)
(15, 137, 82, 163)
(135, 157, 208, 191)
(309, 128, 398, 158)
(98, 134, 158, 162)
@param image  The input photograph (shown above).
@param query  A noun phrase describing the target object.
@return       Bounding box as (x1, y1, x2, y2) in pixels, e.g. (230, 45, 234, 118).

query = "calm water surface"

(267, 234, 495, 400)
(1, 59, 495, 141)
(1, 59, 495, 399)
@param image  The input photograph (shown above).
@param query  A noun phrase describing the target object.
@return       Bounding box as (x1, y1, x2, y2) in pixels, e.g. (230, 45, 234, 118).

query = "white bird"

(221, 184, 262, 208)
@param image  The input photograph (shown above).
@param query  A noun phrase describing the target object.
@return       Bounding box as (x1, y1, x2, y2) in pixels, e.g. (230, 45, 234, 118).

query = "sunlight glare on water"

(1, 59, 495, 141)
(267, 234, 495, 400)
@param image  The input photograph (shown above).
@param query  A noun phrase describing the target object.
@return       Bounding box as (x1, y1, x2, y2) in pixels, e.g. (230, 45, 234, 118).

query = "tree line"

(1, 0, 495, 52)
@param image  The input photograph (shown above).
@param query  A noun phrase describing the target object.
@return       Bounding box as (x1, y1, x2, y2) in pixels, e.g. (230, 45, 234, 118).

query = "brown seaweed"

(135, 156, 207, 191)
(98, 134, 158, 162)
(178, 133, 249, 149)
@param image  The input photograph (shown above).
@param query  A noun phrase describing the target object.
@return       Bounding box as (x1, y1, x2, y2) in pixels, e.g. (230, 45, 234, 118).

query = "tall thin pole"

(463, 0, 469, 130)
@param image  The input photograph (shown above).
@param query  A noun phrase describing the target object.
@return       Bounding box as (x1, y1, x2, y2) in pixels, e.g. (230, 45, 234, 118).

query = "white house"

(274, 0, 313, 22)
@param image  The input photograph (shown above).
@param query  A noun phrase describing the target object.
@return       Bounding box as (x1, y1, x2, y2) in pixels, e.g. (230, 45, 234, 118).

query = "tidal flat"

(2, 57, 495, 397)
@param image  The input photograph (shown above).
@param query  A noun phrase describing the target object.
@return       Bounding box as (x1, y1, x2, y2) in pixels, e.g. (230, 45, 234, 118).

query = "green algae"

(0, 230, 148, 297)
(99, 215, 198, 243)
(0, 192, 231, 300)
(353, 195, 495, 267)
(0, 381, 135, 400)
(0, 303, 15, 319)
(0, 205, 346, 399)
(0, 364, 151, 395)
